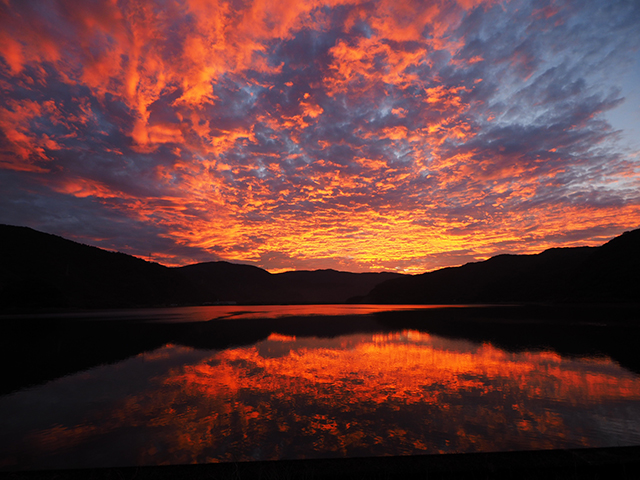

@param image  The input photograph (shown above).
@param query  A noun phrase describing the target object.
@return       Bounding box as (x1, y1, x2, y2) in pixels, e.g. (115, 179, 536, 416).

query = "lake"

(1, 304, 640, 471)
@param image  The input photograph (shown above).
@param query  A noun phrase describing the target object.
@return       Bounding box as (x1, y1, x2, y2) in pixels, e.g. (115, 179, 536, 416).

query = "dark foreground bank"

(2, 446, 640, 480)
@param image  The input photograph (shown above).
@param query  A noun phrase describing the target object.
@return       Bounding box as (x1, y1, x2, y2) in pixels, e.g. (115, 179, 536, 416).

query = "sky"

(1, 0, 639, 273)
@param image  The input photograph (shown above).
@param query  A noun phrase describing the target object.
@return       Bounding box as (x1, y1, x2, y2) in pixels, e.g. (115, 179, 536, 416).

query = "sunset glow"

(1, 0, 639, 272)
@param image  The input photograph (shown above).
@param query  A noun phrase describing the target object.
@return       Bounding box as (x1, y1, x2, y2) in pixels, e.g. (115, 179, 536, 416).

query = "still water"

(1, 305, 640, 470)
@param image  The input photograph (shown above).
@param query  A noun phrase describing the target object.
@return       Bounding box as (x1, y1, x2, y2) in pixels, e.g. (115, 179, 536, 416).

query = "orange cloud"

(0, 0, 638, 272)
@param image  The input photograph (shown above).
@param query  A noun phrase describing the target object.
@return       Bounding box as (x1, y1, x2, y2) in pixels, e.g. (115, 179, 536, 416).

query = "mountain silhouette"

(0, 225, 189, 309)
(2, 224, 638, 309)
(0, 225, 402, 309)
(358, 229, 640, 304)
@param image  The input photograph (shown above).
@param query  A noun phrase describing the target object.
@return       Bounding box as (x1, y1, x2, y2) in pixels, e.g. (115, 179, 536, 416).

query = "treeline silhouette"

(0, 225, 401, 310)
(355, 228, 640, 304)
(1, 225, 638, 310)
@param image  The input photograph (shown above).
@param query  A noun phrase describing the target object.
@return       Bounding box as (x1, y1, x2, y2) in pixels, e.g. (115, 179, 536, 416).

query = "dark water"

(1, 305, 640, 471)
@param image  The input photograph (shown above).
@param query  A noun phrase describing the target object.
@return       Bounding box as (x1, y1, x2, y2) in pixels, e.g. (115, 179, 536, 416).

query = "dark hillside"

(175, 264, 404, 304)
(3, 224, 637, 309)
(361, 228, 640, 304)
(175, 261, 273, 304)
(568, 229, 640, 302)
(268, 270, 403, 304)
(0, 225, 403, 309)
(360, 247, 594, 304)
(0, 225, 192, 309)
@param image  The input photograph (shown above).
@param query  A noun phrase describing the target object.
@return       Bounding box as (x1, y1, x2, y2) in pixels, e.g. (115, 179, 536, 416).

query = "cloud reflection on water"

(2, 327, 640, 470)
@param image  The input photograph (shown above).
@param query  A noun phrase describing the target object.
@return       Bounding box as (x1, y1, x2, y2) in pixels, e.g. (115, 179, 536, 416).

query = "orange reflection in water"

(23, 331, 640, 466)
(267, 333, 297, 342)
(135, 304, 446, 323)
(204, 304, 445, 321)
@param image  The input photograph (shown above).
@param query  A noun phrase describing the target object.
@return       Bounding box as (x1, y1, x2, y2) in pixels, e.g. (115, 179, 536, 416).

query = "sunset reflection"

(5, 329, 639, 469)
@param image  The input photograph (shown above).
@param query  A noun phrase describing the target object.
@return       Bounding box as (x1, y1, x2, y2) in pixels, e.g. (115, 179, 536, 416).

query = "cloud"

(0, 0, 639, 272)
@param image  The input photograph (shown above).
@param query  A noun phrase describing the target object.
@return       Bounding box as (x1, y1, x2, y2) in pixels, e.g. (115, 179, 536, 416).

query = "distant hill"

(0, 225, 193, 309)
(357, 229, 640, 304)
(0, 225, 403, 309)
(177, 262, 402, 305)
(2, 225, 638, 309)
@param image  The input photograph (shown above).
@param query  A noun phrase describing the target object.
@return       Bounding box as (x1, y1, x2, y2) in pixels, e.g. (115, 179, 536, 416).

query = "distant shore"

(2, 225, 639, 310)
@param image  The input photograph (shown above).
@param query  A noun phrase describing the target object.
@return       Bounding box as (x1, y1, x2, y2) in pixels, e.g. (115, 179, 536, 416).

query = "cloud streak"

(1, 0, 639, 272)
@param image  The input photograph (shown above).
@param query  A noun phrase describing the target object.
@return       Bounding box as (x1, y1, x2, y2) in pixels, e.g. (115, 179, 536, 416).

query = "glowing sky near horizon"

(1, 0, 639, 273)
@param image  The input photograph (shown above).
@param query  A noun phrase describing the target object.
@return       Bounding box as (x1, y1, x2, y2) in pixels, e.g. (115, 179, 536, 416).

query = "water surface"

(2, 305, 640, 471)
(0, 304, 441, 322)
